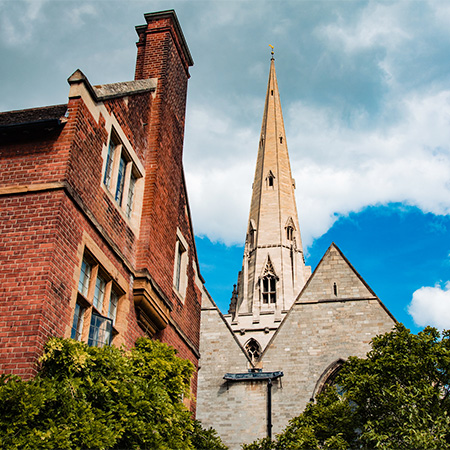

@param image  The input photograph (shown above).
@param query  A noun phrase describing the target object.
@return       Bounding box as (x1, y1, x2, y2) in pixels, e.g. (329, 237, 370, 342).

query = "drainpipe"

(224, 370, 283, 439)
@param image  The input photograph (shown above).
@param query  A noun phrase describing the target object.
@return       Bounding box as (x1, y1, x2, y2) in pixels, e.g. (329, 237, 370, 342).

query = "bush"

(245, 324, 450, 450)
(0, 337, 227, 450)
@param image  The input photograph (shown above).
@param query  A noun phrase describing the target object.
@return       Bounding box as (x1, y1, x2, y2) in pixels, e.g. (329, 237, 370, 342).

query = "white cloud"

(318, 1, 411, 54)
(64, 3, 97, 27)
(184, 103, 257, 245)
(185, 86, 450, 248)
(286, 89, 450, 247)
(0, 0, 48, 46)
(408, 282, 450, 330)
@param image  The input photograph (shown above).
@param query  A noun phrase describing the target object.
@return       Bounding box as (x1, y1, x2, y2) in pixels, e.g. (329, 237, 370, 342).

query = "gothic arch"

(285, 217, 296, 241)
(265, 170, 275, 188)
(311, 358, 345, 399)
(244, 338, 262, 364)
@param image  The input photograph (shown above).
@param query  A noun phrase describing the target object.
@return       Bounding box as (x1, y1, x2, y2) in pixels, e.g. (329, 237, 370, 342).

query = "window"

(103, 139, 116, 188)
(285, 217, 296, 242)
(245, 338, 262, 364)
(71, 252, 123, 347)
(286, 226, 294, 241)
(94, 273, 106, 310)
(174, 241, 185, 292)
(262, 275, 276, 304)
(125, 172, 136, 218)
(333, 282, 338, 297)
(88, 313, 113, 347)
(71, 302, 85, 340)
(173, 229, 189, 300)
(248, 222, 256, 249)
(115, 154, 126, 204)
(103, 130, 142, 220)
(78, 258, 91, 297)
(313, 359, 345, 398)
(266, 170, 275, 189)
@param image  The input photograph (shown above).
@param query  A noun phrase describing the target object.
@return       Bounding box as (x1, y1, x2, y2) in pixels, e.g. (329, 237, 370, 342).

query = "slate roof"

(0, 104, 68, 128)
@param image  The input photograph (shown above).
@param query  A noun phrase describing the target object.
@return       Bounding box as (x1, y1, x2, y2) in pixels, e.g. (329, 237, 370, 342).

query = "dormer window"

(285, 217, 296, 241)
(265, 170, 275, 189)
(262, 275, 276, 304)
(286, 226, 294, 241)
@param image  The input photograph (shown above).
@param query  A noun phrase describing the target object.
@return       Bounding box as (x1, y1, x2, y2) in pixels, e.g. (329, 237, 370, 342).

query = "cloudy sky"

(2, 0, 450, 333)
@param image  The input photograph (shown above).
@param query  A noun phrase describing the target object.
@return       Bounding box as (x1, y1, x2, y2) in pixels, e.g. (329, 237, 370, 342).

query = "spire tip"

(269, 44, 274, 60)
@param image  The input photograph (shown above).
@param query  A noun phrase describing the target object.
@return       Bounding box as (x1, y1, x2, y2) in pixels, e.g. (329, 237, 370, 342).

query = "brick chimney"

(135, 10, 193, 82)
(134, 11, 194, 287)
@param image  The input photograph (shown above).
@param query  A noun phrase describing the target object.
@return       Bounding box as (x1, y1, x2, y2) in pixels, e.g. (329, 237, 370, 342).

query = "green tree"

(244, 324, 450, 450)
(0, 337, 227, 450)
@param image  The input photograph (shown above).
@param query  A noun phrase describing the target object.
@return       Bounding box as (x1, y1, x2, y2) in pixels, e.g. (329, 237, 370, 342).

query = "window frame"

(173, 229, 189, 301)
(262, 274, 277, 304)
(72, 250, 123, 347)
(245, 338, 262, 364)
(102, 128, 143, 224)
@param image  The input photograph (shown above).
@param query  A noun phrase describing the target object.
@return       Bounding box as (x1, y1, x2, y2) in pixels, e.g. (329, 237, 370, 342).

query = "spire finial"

(269, 44, 274, 60)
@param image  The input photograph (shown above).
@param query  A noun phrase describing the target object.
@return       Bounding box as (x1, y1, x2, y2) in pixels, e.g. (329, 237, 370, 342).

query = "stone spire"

(227, 56, 310, 350)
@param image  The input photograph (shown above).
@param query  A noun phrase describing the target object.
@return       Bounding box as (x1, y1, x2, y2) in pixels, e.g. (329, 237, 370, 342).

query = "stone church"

(196, 55, 396, 449)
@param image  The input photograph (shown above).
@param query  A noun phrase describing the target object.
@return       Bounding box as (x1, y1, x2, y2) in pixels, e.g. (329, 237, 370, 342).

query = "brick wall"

(0, 11, 202, 397)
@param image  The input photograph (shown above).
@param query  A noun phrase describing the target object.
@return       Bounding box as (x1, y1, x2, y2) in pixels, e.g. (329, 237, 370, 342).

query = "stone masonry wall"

(197, 244, 396, 449)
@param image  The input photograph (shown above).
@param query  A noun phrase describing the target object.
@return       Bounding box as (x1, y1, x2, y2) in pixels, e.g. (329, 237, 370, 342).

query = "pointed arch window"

(313, 359, 345, 398)
(285, 217, 296, 241)
(245, 338, 262, 364)
(261, 256, 277, 304)
(286, 226, 294, 241)
(265, 170, 275, 189)
(262, 275, 276, 304)
(248, 220, 257, 250)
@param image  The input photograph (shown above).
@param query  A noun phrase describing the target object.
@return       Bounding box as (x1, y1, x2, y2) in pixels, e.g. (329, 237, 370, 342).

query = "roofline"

(68, 69, 156, 103)
(259, 242, 397, 359)
(201, 288, 255, 367)
(0, 117, 64, 131)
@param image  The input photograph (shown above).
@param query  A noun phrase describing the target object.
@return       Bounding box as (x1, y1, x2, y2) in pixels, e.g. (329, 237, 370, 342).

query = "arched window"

(285, 217, 296, 242)
(286, 226, 294, 241)
(248, 221, 256, 250)
(245, 338, 262, 364)
(312, 359, 345, 399)
(265, 170, 275, 188)
(262, 275, 276, 304)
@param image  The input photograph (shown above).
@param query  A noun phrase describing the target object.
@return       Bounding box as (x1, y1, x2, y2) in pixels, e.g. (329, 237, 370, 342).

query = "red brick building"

(0, 10, 202, 404)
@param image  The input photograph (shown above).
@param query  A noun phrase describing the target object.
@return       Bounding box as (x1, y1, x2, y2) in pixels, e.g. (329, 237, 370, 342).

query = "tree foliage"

(243, 324, 450, 450)
(0, 337, 227, 450)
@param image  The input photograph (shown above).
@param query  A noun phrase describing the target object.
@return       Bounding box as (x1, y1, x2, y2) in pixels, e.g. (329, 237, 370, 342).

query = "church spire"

(227, 56, 310, 349)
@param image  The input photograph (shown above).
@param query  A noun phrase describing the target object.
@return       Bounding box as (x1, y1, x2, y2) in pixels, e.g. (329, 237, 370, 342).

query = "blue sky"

(1, 0, 450, 333)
